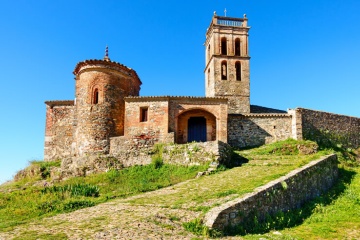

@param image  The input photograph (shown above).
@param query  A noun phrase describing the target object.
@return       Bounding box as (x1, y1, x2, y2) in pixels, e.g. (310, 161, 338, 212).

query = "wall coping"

(229, 113, 291, 118)
(294, 107, 360, 119)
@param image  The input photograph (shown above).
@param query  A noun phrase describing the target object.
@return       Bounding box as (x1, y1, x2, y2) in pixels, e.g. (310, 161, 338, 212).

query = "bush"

(151, 155, 164, 169)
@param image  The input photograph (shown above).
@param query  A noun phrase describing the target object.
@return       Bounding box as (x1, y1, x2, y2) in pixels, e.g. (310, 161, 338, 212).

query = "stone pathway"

(0, 182, 203, 239)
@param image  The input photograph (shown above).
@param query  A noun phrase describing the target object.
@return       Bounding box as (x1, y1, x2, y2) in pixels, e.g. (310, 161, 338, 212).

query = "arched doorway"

(176, 109, 217, 143)
(188, 117, 207, 142)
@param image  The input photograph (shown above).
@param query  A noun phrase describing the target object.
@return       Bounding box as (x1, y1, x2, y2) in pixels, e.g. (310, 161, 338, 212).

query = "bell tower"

(204, 13, 250, 114)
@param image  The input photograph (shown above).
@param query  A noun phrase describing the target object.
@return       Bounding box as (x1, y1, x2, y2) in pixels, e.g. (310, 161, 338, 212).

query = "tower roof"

(73, 59, 142, 85)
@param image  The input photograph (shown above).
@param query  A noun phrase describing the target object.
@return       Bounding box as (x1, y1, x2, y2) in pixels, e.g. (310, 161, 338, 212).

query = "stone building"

(44, 13, 360, 164)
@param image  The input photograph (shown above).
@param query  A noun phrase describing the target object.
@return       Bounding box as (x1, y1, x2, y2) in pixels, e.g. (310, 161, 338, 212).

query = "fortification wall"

(228, 114, 292, 148)
(204, 154, 338, 231)
(298, 108, 360, 148)
(44, 103, 74, 161)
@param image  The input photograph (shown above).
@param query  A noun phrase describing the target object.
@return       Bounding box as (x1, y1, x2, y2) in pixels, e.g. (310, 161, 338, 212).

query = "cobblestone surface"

(0, 183, 202, 239)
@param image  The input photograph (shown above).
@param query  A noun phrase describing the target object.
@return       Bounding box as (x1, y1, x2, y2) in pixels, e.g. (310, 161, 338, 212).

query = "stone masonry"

(44, 14, 359, 168)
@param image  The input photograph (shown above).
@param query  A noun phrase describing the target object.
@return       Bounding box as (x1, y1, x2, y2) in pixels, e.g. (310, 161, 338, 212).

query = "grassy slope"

(0, 139, 359, 239)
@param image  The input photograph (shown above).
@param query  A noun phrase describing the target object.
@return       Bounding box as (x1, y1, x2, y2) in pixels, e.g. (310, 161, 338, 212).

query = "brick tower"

(72, 47, 141, 156)
(204, 13, 250, 114)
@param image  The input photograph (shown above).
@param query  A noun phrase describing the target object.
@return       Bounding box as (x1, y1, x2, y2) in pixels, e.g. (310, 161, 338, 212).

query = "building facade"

(44, 13, 360, 163)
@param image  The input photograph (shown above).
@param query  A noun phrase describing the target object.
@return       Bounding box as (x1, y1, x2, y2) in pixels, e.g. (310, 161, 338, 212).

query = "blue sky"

(0, 0, 359, 184)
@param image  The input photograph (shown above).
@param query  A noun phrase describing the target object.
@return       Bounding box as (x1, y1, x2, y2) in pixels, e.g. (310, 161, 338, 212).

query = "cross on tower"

(224, 8, 227, 17)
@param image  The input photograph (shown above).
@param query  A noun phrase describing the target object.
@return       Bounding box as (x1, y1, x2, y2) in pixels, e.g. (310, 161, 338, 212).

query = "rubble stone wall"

(228, 114, 292, 148)
(124, 99, 169, 143)
(44, 104, 75, 161)
(298, 108, 360, 148)
(204, 154, 338, 231)
(109, 136, 231, 167)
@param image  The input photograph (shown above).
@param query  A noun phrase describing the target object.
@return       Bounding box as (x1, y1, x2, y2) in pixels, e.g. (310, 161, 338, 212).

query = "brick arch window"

(235, 38, 241, 56)
(221, 37, 227, 55)
(221, 61, 227, 80)
(93, 88, 99, 104)
(235, 61, 241, 81)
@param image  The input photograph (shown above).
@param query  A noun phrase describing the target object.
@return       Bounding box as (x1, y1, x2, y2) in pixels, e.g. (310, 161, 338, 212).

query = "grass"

(241, 166, 360, 239)
(0, 162, 208, 231)
(1, 139, 359, 239)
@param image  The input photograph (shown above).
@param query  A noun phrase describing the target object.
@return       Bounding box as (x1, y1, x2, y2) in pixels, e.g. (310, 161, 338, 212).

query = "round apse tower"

(72, 48, 141, 156)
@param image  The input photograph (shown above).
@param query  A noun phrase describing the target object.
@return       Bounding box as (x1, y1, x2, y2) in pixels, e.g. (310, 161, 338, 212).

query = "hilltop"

(0, 139, 359, 239)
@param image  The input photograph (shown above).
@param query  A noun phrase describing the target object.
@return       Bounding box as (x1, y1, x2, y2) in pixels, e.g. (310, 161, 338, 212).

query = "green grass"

(0, 162, 208, 231)
(240, 166, 360, 239)
(1, 139, 359, 239)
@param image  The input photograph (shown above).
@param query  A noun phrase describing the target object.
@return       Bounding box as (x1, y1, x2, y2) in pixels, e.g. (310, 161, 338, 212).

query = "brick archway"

(176, 109, 217, 144)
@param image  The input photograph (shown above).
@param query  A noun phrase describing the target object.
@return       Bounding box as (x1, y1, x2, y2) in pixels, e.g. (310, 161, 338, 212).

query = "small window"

(93, 88, 99, 104)
(207, 44, 211, 61)
(221, 61, 227, 80)
(207, 68, 210, 86)
(140, 107, 148, 122)
(235, 62, 241, 81)
(235, 38, 241, 56)
(221, 37, 227, 55)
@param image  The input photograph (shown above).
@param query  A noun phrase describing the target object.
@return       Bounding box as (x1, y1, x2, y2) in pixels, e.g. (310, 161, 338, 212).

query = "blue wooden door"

(188, 117, 206, 142)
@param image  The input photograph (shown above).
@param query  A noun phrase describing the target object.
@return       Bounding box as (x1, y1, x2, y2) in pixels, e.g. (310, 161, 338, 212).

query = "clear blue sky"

(1, 0, 359, 184)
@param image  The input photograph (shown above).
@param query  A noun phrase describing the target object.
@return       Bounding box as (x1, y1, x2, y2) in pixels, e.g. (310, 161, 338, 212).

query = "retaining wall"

(204, 154, 338, 231)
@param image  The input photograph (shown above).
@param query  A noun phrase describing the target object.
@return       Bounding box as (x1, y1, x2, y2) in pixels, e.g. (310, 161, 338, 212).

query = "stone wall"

(73, 59, 141, 157)
(297, 108, 360, 148)
(125, 96, 228, 144)
(44, 101, 74, 161)
(228, 114, 292, 148)
(204, 154, 338, 231)
(168, 97, 228, 143)
(124, 99, 169, 142)
(109, 137, 231, 167)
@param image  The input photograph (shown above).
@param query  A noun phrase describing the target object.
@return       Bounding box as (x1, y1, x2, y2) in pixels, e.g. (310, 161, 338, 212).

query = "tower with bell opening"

(204, 12, 250, 114)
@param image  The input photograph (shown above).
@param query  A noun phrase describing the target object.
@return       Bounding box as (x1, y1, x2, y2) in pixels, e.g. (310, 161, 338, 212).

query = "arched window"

(93, 88, 99, 104)
(221, 37, 227, 55)
(235, 62, 241, 81)
(221, 61, 227, 80)
(235, 38, 241, 56)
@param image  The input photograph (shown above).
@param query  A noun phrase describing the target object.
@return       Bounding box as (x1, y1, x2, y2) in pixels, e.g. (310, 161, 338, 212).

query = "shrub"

(151, 155, 164, 169)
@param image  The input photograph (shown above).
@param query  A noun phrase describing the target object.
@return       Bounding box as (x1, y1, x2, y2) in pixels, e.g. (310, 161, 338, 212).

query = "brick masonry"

(44, 101, 74, 160)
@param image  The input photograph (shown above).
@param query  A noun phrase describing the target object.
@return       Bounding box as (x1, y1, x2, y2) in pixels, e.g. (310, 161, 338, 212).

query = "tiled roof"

(44, 100, 74, 107)
(250, 105, 287, 114)
(73, 59, 141, 84)
(125, 96, 228, 102)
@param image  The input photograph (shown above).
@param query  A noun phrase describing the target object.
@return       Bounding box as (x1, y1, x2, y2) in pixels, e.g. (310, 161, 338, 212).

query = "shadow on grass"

(223, 167, 357, 236)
